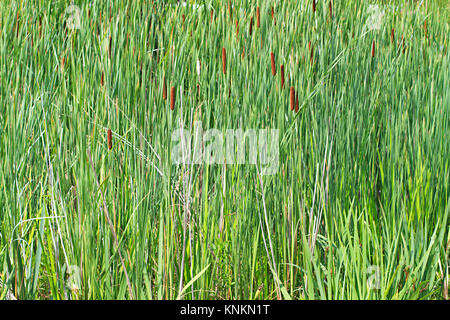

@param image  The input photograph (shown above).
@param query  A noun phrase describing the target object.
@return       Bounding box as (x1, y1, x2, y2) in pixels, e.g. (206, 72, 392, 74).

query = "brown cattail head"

(371, 40, 375, 58)
(107, 129, 112, 150)
(329, 1, 333, 18)
(312, 0, 316, 14)
(295, 92, 299, 113)
(39, 16, 42, 38)
(280, 64, 285, 89)
(249, 17, 253, 36)
(222, 47, 227, 74)
(391, 28, 395, 43)
(290, 87, 295, 111)
(271, 7, 276, 25)
(236, 19, 239, 38)
(109, 35, 112, 58)
(308, 40, 311, 51)
(163, 77, 167, 100)
(101, 71, 104, 86)
(424, 20, 427, 39)
(182, 14, 185, 29)
(170, 86, 175, 110)
(211, 9, 214, 23)
(270, 52, 276, 76)
(257, 7, 260, 28)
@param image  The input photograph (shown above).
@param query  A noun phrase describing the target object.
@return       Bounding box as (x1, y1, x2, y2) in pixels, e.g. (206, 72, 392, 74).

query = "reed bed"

(0, 0, 448, 301)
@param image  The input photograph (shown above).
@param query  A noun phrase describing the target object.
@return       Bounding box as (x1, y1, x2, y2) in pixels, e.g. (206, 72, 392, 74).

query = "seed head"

(290, 87, 295, 111)
(280, 64, 285, 89)
(371, 40, 375, 58)
(222, 47, 227, 75)
(107, 129, 112, 150)
(170, 86, 176, 110)
(257, 7, 260, 28)
(249, 17, 253, 36)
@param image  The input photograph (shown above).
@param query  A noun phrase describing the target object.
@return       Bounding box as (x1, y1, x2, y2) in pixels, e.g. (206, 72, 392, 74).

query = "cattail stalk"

(170, 86, 175, 110)
(163, 77, 167, 100)
(280, 64, 285, 89)
(222, 47, 227, 75)
(290, 87, 295, 111)
(257, 7, 260, 28)
(107, 129, 112, 150)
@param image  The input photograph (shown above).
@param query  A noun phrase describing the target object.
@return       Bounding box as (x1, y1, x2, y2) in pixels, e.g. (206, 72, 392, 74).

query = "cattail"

(109, 35, 112, 59)
(270, 52, 276, 76)
(312, 0, 316, 14)
(101, 71, 104, 86)
(236, 19, 239, 38)
(290, 87, 295, 111)
(295, 92, 299, 113)
(170, 86, 175, 110)
(222, 47, 227, 74)
(249, 17, 253, 36)
(424, 20, 427, 39)
(163, 77, 167, 100)
(329, 1, 333, 18)
(391, 28, 395, 43)
(16, 11, 20, 37)
(271, 7, 276, 25)
(107, 129, 112, 150)
(371, 40, 375, 58)
(280, 64, 285, 89)
(39, 16, 42, 38)
(211, 9, 214, 23)
(257, 7, 260, 28)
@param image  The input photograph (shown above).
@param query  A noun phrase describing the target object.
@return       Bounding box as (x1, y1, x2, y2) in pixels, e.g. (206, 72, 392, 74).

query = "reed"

(290, 86, 295, 110)
(163, 77, 167, 100)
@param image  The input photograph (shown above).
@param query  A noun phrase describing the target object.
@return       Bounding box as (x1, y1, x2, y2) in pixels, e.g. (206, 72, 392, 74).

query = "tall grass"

(0, 0, 448, 300)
